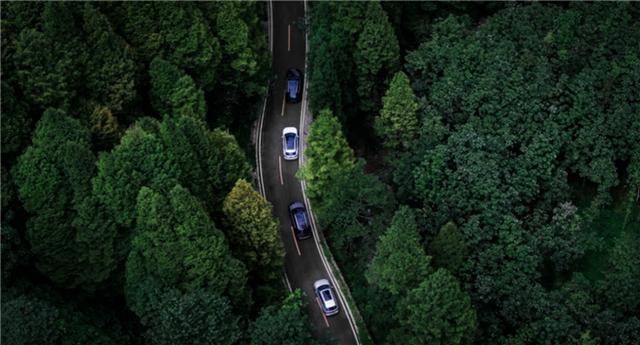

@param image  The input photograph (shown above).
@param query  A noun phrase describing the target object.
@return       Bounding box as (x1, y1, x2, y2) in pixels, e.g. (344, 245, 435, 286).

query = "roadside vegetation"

(2, 2, 639, 345)
(306, 2, 639, 345)
(1, 3, 315, 345)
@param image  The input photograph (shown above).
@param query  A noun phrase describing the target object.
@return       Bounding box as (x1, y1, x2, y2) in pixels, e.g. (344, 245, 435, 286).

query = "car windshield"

(294, 210, 307, 229)
(288, 80, 298, 95)
(285, 133, 296, 150)
(321, 289, 332, 301)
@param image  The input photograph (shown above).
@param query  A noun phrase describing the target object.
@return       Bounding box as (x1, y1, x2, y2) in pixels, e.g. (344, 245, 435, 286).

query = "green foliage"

(298, 109, 356, 202)
(93, 122, 175, 228)
(396, 269, 477, 345)
(1, 291, 121, 345)
(110, 3, 220, 90)
(298, 109, 394, 268)
(210, 1, 267, 99)
(1, 2, 269, 344)
(13, 109, 116, 289)
(170, 75, 207, 121)
(0, 81, 32, 157)
(9, 3, 135, 116)
(145, 289, 241, 345)
(94, 116, 250, 228)
(309, 2, 399, 126)
(81, 4, 136, 114)
(12, 3, 83, 111)
(399, 4, 640, 342)
(428, 222, 467, 275)
(89, 105, 120, 150)
(354, 2, 400, 113)
(366, 206, 431, 295)
(125, 185, 249, 320)
(375, 71, 419, 150)
(149, 57, 182, 116)
(536, 202, 586, 271)
(222, 179, 284, 283)
(599, 230, 640, 314)
(149, 57, 206, 121)
(248, 290, 314, 345)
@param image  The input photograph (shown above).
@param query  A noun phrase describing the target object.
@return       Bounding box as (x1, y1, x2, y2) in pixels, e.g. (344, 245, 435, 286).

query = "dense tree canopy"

(308, 1, 400, 139)
(149, 57, 206, 121)
(125, 185, 249, 320)
(396, 269, 477, 345)
(3, 2, 639, 344)
(298, 109, 395, 270)
(1, 2, 313, 344)
(1, 290, 123, 345)
(307, 2, 640, 345)
(94, 115, 250, 231)
(248, 290, 315, 345)
(144, 289, 241, 345)
(13, 109, 116, 289)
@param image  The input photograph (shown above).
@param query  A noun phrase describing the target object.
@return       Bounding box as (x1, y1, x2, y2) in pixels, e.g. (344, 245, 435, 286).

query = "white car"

(282, 127, 299, 160)
(314, 279, 339, 316)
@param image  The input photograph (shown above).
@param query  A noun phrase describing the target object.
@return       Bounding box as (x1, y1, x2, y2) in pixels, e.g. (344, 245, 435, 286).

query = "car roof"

(283, 127, 298, 135)
(321, 289, 337, 308)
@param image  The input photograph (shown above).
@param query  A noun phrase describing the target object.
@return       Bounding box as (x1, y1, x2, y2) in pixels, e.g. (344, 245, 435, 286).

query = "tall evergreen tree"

(428, 222, 468, 275)
(222, 179, 284, 283)
(366, 206, 432, 295)
(354, 2, 400, 113)
(375, 71, 420, 150)
(13, 109, 116, 289)
(396, 269, 477, 345)
(298, 109, 356, 203)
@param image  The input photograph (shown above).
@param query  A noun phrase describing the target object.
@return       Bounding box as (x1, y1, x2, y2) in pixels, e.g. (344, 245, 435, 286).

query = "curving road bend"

(257, 2, 358, 344)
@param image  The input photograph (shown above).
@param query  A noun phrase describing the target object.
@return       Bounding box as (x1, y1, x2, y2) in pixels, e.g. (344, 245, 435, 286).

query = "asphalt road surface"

(259, 2, 358, 344)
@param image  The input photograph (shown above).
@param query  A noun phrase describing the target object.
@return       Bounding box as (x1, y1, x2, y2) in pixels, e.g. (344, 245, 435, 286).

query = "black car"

(285, 68, 302, 103)
(289, 201, 311, 239)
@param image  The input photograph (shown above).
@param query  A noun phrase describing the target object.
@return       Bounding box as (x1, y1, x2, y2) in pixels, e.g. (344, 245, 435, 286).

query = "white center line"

(281, 91, 286, 117)
(288, 24, 291, 51)
(278, 155, 284, 186)
(290, 226, 302, 256)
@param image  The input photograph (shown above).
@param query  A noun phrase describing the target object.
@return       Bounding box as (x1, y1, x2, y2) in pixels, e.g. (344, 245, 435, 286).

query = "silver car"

(282, 127, 299, 160)
(314, 279, 339, 316)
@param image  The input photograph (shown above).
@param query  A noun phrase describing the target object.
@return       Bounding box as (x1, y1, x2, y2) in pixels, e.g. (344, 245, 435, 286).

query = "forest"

(306, 2, 639, 345)
(1, 2, 639, 345)
(1, 3, 317, 345)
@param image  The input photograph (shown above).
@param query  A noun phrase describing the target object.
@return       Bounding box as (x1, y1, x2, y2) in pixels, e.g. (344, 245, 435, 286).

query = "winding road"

(256, 2, 358, 344)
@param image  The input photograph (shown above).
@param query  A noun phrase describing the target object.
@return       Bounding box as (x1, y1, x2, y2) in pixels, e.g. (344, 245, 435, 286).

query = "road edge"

(298, 1, 365, 344)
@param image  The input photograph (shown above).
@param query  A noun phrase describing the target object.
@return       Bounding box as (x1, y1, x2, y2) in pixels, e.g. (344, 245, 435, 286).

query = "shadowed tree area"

(306, 2, 640, 344)
(3, 1, 639, 344)
(1, 2, 309, 344)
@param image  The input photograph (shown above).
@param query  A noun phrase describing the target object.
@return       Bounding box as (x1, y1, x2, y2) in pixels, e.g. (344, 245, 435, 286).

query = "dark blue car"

(285, 68, 302, 103)
(289, 202, 311, 239)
